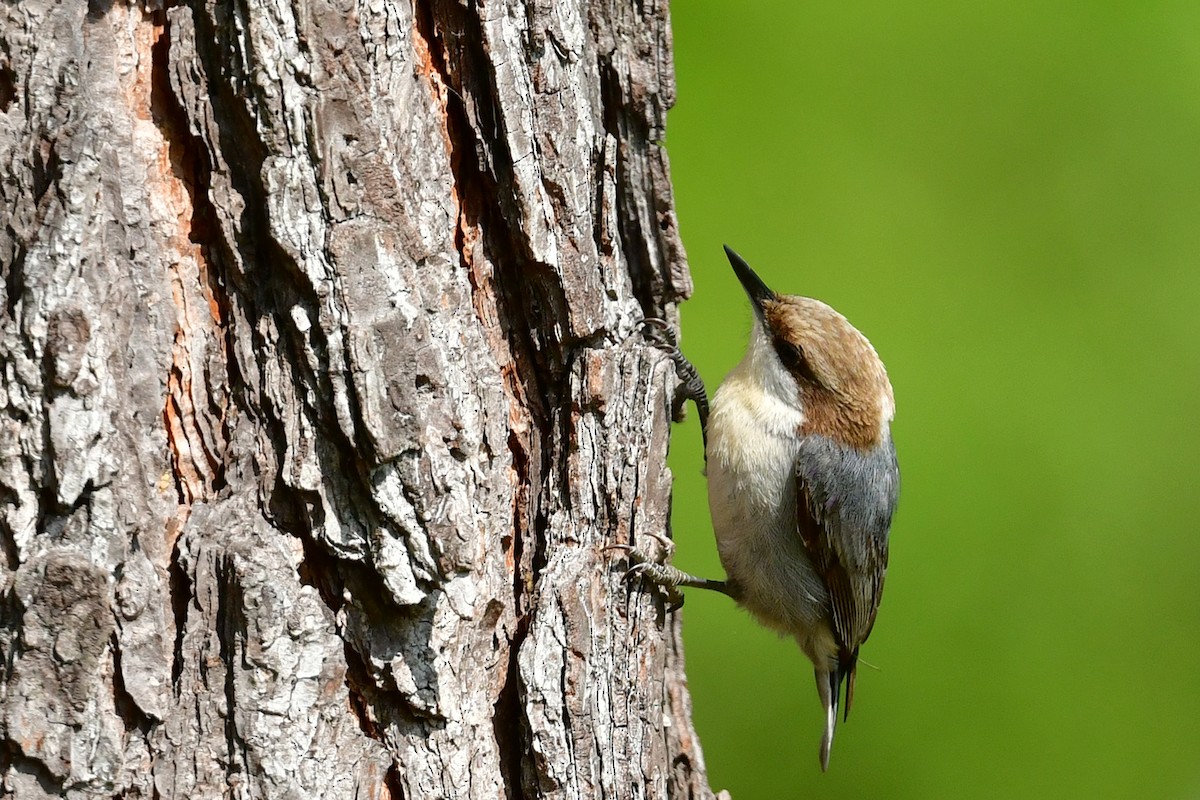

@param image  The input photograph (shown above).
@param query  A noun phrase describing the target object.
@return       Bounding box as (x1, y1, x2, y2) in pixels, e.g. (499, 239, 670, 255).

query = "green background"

(665, 2, 1200, 798)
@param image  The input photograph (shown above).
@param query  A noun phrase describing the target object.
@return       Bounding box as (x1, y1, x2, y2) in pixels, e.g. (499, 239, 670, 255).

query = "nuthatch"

(630, 245, 899, 771)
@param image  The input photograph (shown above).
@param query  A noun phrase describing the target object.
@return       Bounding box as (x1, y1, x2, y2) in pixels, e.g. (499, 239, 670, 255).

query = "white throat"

(713, 322, 805, 437)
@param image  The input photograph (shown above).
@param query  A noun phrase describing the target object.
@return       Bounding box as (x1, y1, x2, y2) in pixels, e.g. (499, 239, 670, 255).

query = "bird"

(629, 245, 899, 771)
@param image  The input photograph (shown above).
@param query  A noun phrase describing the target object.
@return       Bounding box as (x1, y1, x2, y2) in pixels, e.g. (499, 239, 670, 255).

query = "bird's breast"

(706, 377, 801, 544)
(705, 383, 835, 652)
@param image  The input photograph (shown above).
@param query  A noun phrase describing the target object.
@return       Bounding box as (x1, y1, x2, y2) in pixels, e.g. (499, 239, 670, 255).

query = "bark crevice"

(0, 63, 16, 113)
(0, 0, 718, 796)
(152, 7, 230, 507)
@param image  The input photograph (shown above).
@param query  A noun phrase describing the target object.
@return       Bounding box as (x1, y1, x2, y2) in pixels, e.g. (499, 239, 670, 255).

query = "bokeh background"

(664, 2, 1200, 798)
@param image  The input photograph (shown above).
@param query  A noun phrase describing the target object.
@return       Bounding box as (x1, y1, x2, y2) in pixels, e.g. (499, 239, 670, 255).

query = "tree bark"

(0, 1, 721, 798)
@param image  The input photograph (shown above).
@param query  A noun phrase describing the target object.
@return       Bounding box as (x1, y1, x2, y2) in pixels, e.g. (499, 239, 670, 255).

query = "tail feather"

(817, 657, 860, 771)
(815, 669, 839, 772)
(841, 658, 857, 722)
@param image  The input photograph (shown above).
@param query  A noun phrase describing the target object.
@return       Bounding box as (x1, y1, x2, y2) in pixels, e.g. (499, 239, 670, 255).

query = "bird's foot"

(608, 532, 731, 611)
(636, 318, 709, 442)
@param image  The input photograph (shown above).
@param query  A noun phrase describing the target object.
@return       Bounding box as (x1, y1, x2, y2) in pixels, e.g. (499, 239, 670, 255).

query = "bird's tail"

(815, 668, 838, 772)
(841, 653, 859, 721)
(816, 658, 857, 772)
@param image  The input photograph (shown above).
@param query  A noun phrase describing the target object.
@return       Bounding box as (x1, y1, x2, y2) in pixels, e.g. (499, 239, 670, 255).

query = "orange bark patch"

(116, 6, 229, 509)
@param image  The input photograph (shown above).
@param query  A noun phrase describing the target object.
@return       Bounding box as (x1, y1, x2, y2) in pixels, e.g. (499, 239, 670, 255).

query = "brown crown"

(763, 296, 894, 450)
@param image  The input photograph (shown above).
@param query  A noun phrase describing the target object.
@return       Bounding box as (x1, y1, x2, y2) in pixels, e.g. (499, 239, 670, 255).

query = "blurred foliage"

(664, 2, 1200, 798)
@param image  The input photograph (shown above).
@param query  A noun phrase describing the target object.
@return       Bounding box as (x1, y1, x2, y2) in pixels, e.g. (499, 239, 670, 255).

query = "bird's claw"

(632, 318, 710, 441)
(607, 538, 687, 610)
(637, 317, 680, 352)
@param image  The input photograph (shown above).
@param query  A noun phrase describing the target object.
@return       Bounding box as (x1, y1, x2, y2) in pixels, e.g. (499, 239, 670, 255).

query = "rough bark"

(0, 1, 720, 798)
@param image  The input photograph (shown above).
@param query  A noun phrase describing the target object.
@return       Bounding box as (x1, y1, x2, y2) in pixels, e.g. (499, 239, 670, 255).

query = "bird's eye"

(774, 339, 822, 386)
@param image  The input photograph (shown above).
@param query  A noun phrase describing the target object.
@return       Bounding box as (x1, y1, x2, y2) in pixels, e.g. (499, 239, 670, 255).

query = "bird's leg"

(617, 320, 718, 608)
(608, 532, 735, 611)
(638, 318, 710, 447)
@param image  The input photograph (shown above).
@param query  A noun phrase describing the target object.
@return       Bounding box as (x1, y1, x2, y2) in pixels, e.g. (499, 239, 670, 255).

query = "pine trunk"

(0, 1, 720, 798)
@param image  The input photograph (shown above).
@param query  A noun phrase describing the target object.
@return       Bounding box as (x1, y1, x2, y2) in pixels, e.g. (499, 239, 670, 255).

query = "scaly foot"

(609, 533, 733, 610)
(638, 318, 710, 447)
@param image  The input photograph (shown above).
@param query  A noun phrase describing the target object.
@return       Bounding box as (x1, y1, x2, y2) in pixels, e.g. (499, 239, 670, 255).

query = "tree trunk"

(0, 1, 721, 798)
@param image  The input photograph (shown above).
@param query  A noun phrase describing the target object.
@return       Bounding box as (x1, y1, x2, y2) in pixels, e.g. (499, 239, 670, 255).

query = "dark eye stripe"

(773, 338, 822, 386)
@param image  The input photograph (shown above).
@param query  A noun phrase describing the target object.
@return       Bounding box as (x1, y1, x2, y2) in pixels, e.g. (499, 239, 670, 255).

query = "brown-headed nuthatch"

(629, 245, 899, 771)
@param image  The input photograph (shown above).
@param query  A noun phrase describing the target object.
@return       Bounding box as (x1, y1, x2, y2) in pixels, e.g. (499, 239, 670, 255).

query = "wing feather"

(795, 434, 899, 714)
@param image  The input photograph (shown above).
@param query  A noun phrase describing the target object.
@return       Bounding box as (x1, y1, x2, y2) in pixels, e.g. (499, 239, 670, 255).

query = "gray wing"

(795, 433, 899, 675)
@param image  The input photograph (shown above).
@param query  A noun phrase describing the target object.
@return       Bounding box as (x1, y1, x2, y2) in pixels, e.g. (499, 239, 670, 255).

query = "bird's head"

(725, 245, 895, 450)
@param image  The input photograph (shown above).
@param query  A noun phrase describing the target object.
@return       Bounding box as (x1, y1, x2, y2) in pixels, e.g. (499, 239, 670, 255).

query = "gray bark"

(0, 0, 722, 798)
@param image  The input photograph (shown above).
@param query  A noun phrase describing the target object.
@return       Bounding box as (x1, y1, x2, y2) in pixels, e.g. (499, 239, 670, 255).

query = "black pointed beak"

(724, 245, 776, 319)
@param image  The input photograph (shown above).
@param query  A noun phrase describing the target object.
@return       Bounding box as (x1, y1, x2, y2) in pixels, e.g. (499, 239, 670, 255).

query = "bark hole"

(0, 64, 15, 113)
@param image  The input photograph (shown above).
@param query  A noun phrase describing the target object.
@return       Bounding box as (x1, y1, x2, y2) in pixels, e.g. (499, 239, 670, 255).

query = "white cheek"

(725, 324, 804, 427)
